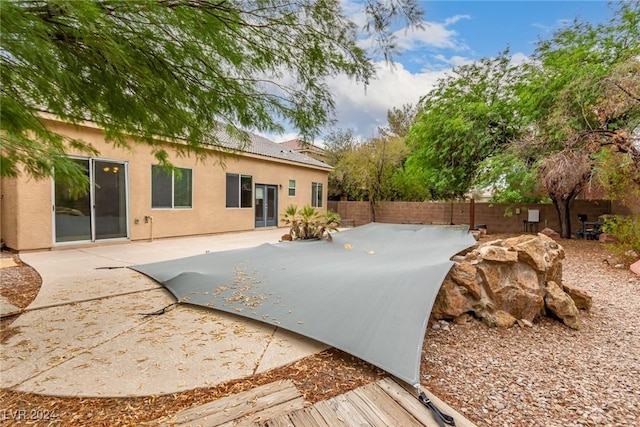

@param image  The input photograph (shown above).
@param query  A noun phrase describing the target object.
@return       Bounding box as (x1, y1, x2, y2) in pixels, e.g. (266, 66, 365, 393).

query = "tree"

(1, 0, 423, 189)
(591, 58, 640, 206)
(323, 128, 362, 200)
(324, 106, 411, 206)
(404, 50, 524, 199)
(504, 3, 640, 238)
(378, 103, 417, 138)
(401, 3, 638, 238)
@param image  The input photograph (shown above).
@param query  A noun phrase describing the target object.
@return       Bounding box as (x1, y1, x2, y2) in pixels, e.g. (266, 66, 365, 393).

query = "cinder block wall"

(328, 200, 618, 234)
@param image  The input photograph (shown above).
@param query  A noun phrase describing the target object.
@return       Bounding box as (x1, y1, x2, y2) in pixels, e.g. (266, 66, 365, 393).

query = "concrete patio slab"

(1, 295, 21, 318)
(2, 229, 328, 397)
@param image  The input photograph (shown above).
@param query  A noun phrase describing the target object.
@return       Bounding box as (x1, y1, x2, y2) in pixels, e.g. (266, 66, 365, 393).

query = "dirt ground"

(0, 235, 636, 426)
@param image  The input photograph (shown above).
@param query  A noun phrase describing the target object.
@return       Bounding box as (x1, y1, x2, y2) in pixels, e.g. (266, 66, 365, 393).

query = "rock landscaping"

(432, 234, 592, 330)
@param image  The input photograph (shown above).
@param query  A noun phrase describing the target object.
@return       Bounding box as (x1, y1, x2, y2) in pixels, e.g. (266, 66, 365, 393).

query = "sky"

(267, 0, 616, 145)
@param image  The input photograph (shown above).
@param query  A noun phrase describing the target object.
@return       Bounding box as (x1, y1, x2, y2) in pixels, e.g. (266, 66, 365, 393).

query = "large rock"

(540, 227, 561, 241)
(563, 282, 593, 310)
(545, 281, 581, 330)
(432, 233, 590, 329)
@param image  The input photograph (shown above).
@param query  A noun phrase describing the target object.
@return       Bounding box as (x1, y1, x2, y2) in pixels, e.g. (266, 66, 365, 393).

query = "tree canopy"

(324, 105, 414, 206)
(1, 0, 422, 188)
(499, 2, 640, 237)
(402, 2, 639, 237)
(404, 50, 524, 199)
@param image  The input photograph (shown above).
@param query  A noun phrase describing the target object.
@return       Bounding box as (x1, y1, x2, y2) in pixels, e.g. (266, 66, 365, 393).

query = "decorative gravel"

(422, 237, 640, 427)
(1, 237, 638, 426)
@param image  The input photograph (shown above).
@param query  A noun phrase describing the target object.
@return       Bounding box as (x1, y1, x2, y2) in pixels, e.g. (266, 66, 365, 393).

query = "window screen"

(152, 165, 192, 209)
(226, 174, 240, 208)
(226, 173, 252, 208)
(311, 182, 323, 207)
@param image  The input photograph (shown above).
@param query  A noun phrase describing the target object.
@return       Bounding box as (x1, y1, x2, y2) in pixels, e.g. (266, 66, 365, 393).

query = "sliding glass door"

(54, 158, 128, 243)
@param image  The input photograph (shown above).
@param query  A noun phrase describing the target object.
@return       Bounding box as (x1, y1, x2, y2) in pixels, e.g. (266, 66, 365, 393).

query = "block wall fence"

(328, 200, 634, 235)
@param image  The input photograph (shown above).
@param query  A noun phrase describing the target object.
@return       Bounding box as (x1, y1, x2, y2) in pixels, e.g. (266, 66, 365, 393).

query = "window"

(151, 165, 192, 209)
(311, 182, 323, 207)
(226, 173, 253, 208)
(288, 180, 296, 196)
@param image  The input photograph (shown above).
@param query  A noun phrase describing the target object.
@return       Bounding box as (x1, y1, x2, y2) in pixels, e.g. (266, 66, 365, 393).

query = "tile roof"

(214, 129, 332, 170)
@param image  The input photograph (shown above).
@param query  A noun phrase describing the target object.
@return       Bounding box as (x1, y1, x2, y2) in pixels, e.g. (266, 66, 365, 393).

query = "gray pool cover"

(131, 223, 476, 386)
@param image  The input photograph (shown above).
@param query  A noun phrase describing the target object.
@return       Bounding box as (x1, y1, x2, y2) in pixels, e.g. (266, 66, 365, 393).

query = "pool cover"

(131, 223, 476, 386)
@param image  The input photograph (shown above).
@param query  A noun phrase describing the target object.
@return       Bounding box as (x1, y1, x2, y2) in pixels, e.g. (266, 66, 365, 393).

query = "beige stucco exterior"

(1, 119, 330, 251)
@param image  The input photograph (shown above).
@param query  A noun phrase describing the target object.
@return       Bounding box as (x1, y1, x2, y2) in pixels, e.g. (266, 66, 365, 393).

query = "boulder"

(432, 234, 590, 330)
(563, 282, 593, 310)
(545, 281, 582, 330)
(540, 227, 561, 241)
(482, 310, 517, 329)
(431, 279, 472, 319)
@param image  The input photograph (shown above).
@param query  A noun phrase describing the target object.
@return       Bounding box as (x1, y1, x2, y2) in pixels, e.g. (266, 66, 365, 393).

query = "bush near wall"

(328, 200, 617, 235)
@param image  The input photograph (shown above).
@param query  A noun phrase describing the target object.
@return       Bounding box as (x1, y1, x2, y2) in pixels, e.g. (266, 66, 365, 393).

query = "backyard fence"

(328, 199, 631, 235)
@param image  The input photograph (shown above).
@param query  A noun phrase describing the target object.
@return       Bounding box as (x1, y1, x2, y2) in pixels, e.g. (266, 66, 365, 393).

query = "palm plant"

(280, 204, 341, 240)
(281, 204, 300, 239)
(297, 205, 321, 239)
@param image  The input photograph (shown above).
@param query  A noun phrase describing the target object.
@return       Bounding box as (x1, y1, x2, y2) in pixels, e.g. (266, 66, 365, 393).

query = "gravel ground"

(422, 238, 640, 427)
(1, 237, 639, 426)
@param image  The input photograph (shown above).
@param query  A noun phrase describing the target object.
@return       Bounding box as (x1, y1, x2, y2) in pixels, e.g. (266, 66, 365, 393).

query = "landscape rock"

(516, 318, 534, 328)
(563, 282, 593, 310)
(598, 233, 617, 243)
(432, 234, 591, 330)
(540, 227, 561, 240)
(545, 281, 582, 330)
(431, 279, 472, 320)
(631, 259, 640, 276)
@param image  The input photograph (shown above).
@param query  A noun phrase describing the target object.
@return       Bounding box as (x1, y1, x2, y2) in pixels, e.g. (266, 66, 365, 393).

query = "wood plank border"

(155, 380, 303, 426)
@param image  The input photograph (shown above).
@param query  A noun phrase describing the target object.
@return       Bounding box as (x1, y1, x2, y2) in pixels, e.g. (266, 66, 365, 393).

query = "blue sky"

(269, 1, 616, 144)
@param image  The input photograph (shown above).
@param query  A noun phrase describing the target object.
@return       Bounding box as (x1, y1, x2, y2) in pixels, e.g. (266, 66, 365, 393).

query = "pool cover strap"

(419, 390, 456, 426)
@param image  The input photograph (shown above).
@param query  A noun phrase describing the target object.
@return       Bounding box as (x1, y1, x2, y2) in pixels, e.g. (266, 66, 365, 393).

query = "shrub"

(281, 205, 341, 240)
(603, 215, 640, 263)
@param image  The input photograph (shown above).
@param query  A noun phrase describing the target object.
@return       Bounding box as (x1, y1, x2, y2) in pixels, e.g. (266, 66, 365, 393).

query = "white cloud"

(393, 16, 471, 52)
(323, 61, 448, 140)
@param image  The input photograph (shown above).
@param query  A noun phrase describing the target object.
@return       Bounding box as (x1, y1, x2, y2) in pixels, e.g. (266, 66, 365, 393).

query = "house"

(0, 115, 331, 251)
(278, 139, 328, 163)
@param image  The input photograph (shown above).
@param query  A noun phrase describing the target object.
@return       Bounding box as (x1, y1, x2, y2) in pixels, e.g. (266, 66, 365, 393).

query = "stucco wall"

(1, 119, 329, 251)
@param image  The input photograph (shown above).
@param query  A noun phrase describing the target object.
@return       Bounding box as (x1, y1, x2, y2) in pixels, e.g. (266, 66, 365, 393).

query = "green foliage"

(324, 129, 363, 199)
(1, 0, 422, 190)
(594, 147, 640, 205)
(281, 205, 341, 240)
(476, 153, 546, 203)
(603, 215, 640, 263)
(405, 50, 524, 199)
(378, 103, 417, 138)
(325, 115, 410, 202)
(400, 2, 639, 223)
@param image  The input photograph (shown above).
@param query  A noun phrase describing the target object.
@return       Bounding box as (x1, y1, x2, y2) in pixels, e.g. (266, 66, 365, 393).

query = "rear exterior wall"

(1, 120, 329, 251)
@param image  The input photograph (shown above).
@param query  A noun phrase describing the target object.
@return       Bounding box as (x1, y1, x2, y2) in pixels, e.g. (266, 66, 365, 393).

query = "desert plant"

(281, 204, 301, 239)
(280, 205, 341, 240)
(297, 205, 322, 239)
(324, 210, 341, 232)
(602, 215, 640, 263)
